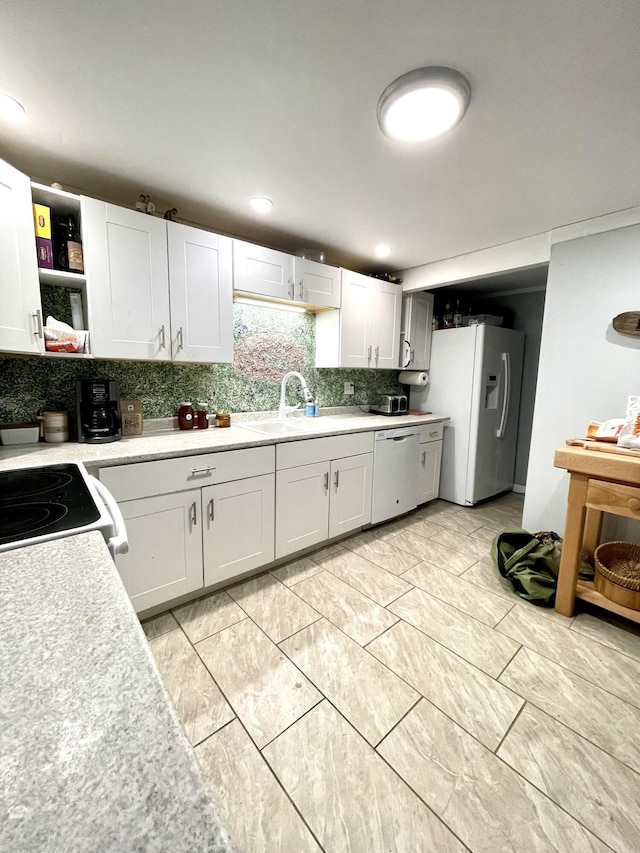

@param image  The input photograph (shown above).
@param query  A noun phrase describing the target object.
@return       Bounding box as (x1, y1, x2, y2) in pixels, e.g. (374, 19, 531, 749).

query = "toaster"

(370, 394, 408, 415)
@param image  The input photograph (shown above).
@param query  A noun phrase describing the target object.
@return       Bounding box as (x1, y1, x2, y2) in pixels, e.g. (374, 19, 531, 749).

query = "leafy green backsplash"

(0, 302, 402, 422)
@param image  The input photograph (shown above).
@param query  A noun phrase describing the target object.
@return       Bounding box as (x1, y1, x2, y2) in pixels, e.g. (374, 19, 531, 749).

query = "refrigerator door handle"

(496, 351, 511, 439)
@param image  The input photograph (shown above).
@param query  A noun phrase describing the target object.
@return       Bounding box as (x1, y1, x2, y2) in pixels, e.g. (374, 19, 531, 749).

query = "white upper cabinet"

(233, 240, 294, 300)
(233, 240, 341, 308)
(83, 199, 171, 361)
(167, 222, 233, 363)
(0, 159, 44, 354)
(399, 291, 434, 370)
(315, 269, 402, 369)
(371, 278, 402, 369)
(83, 199, 232, 363)
(293, 256, 341, 308)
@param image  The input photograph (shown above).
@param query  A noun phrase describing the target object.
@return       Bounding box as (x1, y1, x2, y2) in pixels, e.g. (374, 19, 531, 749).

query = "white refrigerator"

(410, 325, 524, 506)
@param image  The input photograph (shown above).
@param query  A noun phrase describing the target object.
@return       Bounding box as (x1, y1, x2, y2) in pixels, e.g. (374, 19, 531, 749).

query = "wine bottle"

(453, 299, 463, 328)
(65, 214, 84, 273)
(443, 303, 453, 328)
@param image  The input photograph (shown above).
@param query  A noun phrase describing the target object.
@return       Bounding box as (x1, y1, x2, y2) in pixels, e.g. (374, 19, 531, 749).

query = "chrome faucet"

(278, 371, 314, 420)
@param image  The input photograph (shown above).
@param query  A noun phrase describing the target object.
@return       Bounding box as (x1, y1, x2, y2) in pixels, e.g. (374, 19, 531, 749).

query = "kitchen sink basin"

(236, 418, 329, 436)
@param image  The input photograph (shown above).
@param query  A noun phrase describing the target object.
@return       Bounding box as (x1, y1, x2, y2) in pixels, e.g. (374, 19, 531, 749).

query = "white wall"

(523, 224, 640, 535)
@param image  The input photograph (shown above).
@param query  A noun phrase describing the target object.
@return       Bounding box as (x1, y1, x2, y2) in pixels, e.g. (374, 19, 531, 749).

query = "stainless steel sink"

(236, 418, 329, 436)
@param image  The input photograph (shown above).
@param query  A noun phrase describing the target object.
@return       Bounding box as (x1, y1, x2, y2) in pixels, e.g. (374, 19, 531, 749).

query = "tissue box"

(43, 327, 89, 353)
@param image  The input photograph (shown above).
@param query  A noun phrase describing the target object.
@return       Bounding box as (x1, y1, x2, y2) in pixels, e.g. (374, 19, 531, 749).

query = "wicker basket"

(594, 541, 640, 610)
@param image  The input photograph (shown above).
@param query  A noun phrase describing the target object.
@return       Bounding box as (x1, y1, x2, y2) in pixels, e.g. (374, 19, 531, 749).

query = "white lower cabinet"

(100, 446, 274, 613)
(416, 423, 444, 504)
(275, 432, 374, 559)
(203, 474, 274, 587)
(275, 462, 331, 558)
(329, 454, 373, 538)
(115, 489, 203, 613)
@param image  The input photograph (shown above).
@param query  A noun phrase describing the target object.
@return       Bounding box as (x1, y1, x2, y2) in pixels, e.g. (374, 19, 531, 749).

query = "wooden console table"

(554, 445, 640, 622)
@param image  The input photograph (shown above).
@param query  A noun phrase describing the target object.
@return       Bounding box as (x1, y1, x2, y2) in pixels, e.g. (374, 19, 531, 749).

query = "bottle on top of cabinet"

(453, 300, 463, 328)
(443, 303, 453, 328)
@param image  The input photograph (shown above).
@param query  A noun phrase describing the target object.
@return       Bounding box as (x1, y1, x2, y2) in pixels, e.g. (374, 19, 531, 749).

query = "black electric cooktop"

(0, 463, 101, 547)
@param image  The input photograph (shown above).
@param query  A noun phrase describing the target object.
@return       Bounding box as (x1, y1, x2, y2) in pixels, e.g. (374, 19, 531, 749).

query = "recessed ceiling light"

(374, 243, 392, 258)
(0, 92, 26, 123)
(377, 66, 471, 143)
(250, 197, 273, 214)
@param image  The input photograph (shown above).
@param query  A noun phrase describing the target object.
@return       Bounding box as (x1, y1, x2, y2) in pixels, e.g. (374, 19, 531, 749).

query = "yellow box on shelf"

(33, 203, 51, 238)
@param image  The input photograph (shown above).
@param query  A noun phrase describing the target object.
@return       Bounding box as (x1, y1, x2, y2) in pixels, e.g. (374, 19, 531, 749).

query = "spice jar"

(196, 402, 209, 430)
(178, 402, 195, 430)
(215, 412, 230, 428)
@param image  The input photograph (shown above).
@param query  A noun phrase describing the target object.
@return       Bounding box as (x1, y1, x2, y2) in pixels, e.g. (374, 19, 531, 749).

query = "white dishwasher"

(371, 427, 420, 524)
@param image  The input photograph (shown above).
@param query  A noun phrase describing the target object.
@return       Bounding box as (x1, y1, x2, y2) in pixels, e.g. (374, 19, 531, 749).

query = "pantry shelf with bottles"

(31, 181, 91, 356)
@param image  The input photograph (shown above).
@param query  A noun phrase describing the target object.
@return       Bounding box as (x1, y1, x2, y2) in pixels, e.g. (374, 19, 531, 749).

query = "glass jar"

(196, 402, 209, 429)
(178, 402, 195, 430)
(215, 412, 230, 428)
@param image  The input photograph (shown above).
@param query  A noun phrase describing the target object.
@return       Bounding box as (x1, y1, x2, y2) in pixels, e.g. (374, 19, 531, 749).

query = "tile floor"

(142, 493, 640, 852)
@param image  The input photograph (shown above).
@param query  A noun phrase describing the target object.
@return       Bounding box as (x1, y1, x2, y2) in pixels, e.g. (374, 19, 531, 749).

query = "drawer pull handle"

(191, 466, 216, 475)
(429, 431, 439, 438)
(629, 498, 640, 512)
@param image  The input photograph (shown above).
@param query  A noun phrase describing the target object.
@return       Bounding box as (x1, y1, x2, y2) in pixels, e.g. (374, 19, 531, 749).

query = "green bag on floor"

(491, 528, 561, 607)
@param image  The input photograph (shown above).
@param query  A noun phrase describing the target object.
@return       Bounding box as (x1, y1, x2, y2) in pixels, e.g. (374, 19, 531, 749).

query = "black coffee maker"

(76, 379, 122, 443)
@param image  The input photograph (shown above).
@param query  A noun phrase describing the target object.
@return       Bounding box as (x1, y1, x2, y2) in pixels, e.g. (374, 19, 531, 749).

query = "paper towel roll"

(399, 371, 428, 386)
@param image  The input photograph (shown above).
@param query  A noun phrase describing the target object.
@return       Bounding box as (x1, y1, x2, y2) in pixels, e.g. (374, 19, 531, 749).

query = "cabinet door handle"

(208, 498, 214, 521)
(421, 450, 427, 466)
(159, 324, 166, 349)
(629, 498, 640, 512)
(191, 465, 216, 475)
(375, 345, 379, 365)
(288, 279, 294, 300)
(32, 309, 43, 339)
(190, 501, 197, 526)
(324, 471, 329, 492)
(298, 279, 304, 301)
(177, 326, 184, 351)
(367, 345, 372, 363)
(334, 470, 340, 490)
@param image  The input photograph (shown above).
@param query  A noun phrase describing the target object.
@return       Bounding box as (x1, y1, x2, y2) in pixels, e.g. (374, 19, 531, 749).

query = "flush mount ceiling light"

(374, 243, 392, 258)
(250, 197, 273, 214)
(0, 92, 26, 123)
(377, 66, 471, 143)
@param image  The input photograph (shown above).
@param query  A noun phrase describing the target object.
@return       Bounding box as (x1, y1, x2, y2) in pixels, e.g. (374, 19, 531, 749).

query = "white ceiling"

(1, 1, 639, 274)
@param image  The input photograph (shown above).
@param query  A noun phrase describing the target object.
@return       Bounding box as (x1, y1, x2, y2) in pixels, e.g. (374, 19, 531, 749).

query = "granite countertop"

(0, 411, 448, 472)
(0, 532, 236, 853)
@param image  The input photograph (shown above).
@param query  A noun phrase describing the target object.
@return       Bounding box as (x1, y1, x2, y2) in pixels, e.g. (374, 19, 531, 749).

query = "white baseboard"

(512, 484, 526, 494)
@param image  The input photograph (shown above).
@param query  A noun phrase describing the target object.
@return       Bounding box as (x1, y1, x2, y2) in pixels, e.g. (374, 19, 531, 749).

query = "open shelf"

(575, 580, 640, 624)
(42, 350, 93, 360)
(38, 268, 86, 288)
